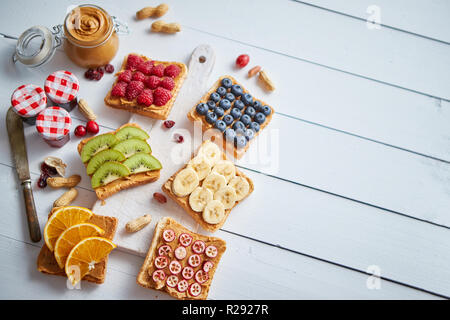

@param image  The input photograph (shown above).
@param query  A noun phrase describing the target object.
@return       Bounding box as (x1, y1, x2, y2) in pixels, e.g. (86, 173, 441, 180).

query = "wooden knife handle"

(22, 180, 41, 242)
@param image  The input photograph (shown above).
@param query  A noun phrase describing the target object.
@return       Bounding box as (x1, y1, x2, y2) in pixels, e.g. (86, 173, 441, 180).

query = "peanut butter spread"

(65, 5, 110, 44)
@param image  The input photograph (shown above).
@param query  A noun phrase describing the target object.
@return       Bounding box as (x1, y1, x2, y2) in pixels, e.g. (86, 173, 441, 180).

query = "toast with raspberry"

(105, 53, 187, 120)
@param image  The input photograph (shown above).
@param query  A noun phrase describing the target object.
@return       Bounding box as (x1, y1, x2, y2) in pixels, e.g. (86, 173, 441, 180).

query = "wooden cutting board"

(92, 45, 216, 256)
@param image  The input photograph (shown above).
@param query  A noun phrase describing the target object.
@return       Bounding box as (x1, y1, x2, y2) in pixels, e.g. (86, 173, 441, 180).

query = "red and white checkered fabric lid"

(36, 106, 72, 140)
(44, 70, 79, 104)
(11, 84, 47, 117)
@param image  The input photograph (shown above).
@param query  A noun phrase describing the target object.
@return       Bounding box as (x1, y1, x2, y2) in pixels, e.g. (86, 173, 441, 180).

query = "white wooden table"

(0, 0, 449, 299)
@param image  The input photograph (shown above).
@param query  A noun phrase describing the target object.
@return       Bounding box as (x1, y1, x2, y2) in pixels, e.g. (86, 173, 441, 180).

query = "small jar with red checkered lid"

(35, 106, 72, 148)
(10, 84, 47, 125)
(44, 70, 79, 112)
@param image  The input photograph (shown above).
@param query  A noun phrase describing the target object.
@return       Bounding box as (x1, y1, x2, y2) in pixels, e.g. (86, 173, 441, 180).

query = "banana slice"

(228, 176, 250, 201)
(187, 155, 212, 181)
(214, 186, 237, 209)
(198, 141, 221, 166)
(202, 200, 225, 224)
(202, 172, 227, 193)
(212, 160, 236, 182)
(189, 186, 213, 212)
(172, 168, 199, 197)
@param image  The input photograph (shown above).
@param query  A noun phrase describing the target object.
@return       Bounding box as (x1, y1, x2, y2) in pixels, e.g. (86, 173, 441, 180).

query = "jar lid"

(36, 106, 72, 140)
(44, 70, 79, 104)
(11, 84, 47, 118)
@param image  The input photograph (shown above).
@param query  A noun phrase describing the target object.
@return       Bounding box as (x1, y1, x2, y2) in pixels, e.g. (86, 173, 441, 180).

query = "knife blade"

(6, 107, 41, 242)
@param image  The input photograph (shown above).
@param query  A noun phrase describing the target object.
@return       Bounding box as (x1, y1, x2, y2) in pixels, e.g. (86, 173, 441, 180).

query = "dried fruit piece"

(105, 64, 114, 73)
(163, 120, 175, 128)
(37, 173, 49, 188)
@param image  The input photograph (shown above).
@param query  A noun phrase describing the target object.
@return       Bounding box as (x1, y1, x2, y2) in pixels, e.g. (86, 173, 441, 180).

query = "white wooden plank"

(302, 0, 450, 43)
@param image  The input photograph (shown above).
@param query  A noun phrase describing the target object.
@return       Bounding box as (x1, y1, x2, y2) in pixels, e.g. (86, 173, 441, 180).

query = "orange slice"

(44, 206, 94, 252)
(65, 236, 116, 286)
(54, 223, 105, 269)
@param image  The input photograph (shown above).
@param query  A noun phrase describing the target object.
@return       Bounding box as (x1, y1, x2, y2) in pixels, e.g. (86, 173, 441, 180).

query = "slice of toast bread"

(136, 217, 226, 300)
(104, 53, 188, 120)
(37, 213, 118, 284)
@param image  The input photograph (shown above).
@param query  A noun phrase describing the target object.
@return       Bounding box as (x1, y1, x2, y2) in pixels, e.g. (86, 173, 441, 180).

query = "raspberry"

(164, 64, 181, 78)
(111, 81, 127, 97)
(144, 75, 161, 89)
(127, 54, 144, 70)
(105, 64, 114, 73)
(137, 89, 154, 106)
(137, 60, 154, 75)
(118, 70, 132, 83)
(125, 81, 145, 100)
(151, 64, 165, 77)
(132, 71, 146, 82)
(160, 77, 175, 90)
(153, 87, 172, 106)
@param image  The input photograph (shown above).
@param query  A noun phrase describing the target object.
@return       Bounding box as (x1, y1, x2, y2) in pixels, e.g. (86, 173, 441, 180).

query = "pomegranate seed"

(40, 162, 57, 176)
(163, 120, 175, 128)
(153, 192, 167, 204)
(37, 173, 49, 188)
(74, 125, 87, 137)
(236, 54, 250, 68)
(174, 133, 184, 143)
(86, 121, 99, 134)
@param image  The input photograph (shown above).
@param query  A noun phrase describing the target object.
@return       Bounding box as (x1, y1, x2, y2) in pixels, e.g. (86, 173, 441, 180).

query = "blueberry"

(214, 120, 227, 132)
(230, 107, 242, 119)
(254, 112, 266, 124)
(216, 86, 227, 97)
(225, 92, 235, 102)
(219, 99, 231, 110)
(244, 106, 256, 118)
(253, 100, 262, 111)
(205, 112, 217, 124)
(223, 114, 234, 126)
(221, 78, 232, 89)
(241, 93, 253, 106)
(196, 103, 207, 115)
(214, 106, 224, 118)
(224, 128, 236, 142)
(234, 135, 247, 149)
(210, 92, 220, 103)
(244, 129, 255, 140)
(262, 105, 272, 116)
(240, 114, 251, 126)
(206, 100, 216, 110)
(234, 100, 245, 110)
(232, 121, 245, 131)
(249, 122, 260, 132)
(231, 84, 243, 97)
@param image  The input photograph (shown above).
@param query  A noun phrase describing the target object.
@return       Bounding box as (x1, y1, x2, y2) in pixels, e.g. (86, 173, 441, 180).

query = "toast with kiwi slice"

(77, 123, 162, 200)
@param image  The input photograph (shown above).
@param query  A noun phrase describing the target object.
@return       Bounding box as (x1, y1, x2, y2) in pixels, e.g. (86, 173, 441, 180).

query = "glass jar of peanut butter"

(63, 4, 129, 68)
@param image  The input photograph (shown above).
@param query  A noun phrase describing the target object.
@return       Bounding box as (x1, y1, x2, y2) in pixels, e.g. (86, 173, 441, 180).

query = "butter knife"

(6, 107, 41, 242)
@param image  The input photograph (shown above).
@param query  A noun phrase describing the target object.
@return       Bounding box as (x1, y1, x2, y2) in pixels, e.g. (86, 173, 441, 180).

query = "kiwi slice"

(91, 161, 130, 189)
(123, 153, 162, 173)
(81, 133, 119, 163)
(112, 138, 151, 158)
(86, 149, 126, 175)
(115, 125, 150, 141)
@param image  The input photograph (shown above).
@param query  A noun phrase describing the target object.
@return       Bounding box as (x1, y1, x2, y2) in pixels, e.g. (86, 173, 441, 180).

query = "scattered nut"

(53, 188, 78, 207)
(248, 66, 261, 78)
(77, 99, 97, 121)
(153, 192, 167, 203)
(136, 4, 169, 20)
(47, 175, 81, 188)
(258, 70, 275, 92)
(125, 214, 152, 233)
(151, 20, 181, 34)
(44, 156, 67, 177)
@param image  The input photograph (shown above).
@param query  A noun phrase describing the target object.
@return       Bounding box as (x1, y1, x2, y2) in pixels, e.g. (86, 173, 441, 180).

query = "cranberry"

(92, 71, 103, 81)
(97, 66, 105, 74)
(153, 192, 167, 204)
(37, 173, 49, 188)
(174, 133, 184, 143)
(163, 120, 175, 128)
(105, 64, 114, 73)
(86, 121, 99, 134)
(84, 69, 95, 80)
(40, 162, 57, 176)
(74, 125, 87, 137)
(236, 54, 250, 68)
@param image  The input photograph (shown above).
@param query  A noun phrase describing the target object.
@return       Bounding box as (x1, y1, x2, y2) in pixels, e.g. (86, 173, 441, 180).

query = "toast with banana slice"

(162, 140, 253, 232)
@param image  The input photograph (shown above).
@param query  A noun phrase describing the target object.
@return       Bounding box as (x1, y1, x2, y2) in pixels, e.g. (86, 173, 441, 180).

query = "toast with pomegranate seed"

(137, 217, 226, 300)
(162, 140, 253, 232)
(104, 53, 187, 120)
(37, 211, 118, 284)
(187, 75, 274, 159)
(78, 123, 162, 200)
